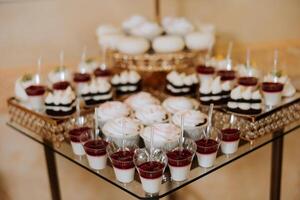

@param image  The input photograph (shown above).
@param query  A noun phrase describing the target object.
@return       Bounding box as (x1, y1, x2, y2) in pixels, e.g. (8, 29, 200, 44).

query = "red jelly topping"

(238, 77, 258, 86)
(83, 140, 108, 156)
(110, 150, 134, 169)
(217, 70, 236, 81)
(69, 127, 91, 143)
(262, 82, 284, 93)
(167, 149, 193, 167)
(94, 68, 111, 77)
(196, 65, 215, 75)
(196, 139, 219, 154)
(52, 81, 70, 90)
(73, 73, 91, 83)
(221, 128, 240, 142)
(25, 85, 45, 96)
(138, 161, 164, 179)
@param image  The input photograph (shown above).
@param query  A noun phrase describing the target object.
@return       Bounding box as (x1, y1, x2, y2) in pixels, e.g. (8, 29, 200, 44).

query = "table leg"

(270, 136, 284, 200)
(44, 144, 62, 200)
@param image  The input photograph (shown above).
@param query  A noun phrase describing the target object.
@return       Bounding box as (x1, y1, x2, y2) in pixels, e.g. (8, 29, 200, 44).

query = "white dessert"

(237, 64, 261, 78)
(135, 104, 168, 125)
(122, 15, 147, 33)
(78, 60, 98, 74)
(162, 17, 194, 36)
(162, 97, 199, 114)
(169, 164, 191, 182)
(263, 91, 282, 106)
(86, 154, 107, 170)
(102, 117, 142, 146)
(27, 95, 44, 111)
(111, 70, 141, 93)
(166, 71, 198, 94)
(48, 67, 71, 84)
(140, 123, 181, 150)
(185, 32, 215, 51)
(70, 142, 85, 156)
(98, 34, 125, 50)
(14, 74, 37, 102)
(221, 140, 240, 154)
(152, 35, 185, 53)
(263, 74, 296, 97)
(125, 92, 160, 111)
(117, 36, 150, 55)
(140, 176, 162, 194)
(196, 151, 217, 168)
(113, 167, 135, 183)
(130, 21, 163, 40)
(81, 79, 112, 105)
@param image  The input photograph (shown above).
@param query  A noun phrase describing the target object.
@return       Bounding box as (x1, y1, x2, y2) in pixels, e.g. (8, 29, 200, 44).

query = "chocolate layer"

(84, 98, 113, 106)
(227, 107, 262, 115)
(228, 98, 261, 104)
(46, 107, 76, 117)
(45, 99, 76, 107)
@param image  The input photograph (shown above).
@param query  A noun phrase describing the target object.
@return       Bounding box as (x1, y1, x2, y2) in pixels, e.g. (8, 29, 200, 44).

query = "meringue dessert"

(81, 79, 113, 106)
(172, 110, 207, 140)
(117, 36, 150, 55)
(73, 73, 91, 95)
(96, 101, 131, 128)
(185, 32, 215, 51)
(199, 76, 233, 105)
(102, 117, 143, 146)
(45, 86, 76, 117)
(25, 85, 46, 111)
(135, 104, 168, 126)
(227, 85, 262, 115)
(130, 21, 163, 40)
(69, 126, 91, 156)
(220, 128, 240, 154)
(48, 66, 71, 84)
(195, 138, 219, 168)
(162, 17, 194, 36)
(152, 35, 185, 53)
(83, 139, 108, 170)
(15, 74, 37, 102)
(140, 123, 181, 150)
(165, 71, 198, 96)
(111, 70, 142, 94)
(124, 92, 160, 111)
(162, 96, 199, 114)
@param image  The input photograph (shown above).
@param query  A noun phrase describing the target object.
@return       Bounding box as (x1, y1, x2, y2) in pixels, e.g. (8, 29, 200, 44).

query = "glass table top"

(7, 120, 300, 199)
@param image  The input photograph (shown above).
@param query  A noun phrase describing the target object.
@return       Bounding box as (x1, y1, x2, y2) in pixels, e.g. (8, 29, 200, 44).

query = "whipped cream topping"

(199, 76, 232, 94)
(81, 79, 111, 94)
(141, 123, 181, 143)
(162, 17, 194, 36)
(130, 22, 163, 40)
(102, 117, 142, 137)
(122, 15, 147, 32)
(97, 101, 131, 122)
(167, 71, 198, 87)
(230, 86, 261, 100)
(172, 110, 207, 128)
(48, 67, 71, 83)
(263, 74, 296, 97)
(162, 97, 197, 114)
(45, 87, 76, 105)
(135, 104, 168, 125)
(111, 70, 141, 85)
(124, 92, 160, 111)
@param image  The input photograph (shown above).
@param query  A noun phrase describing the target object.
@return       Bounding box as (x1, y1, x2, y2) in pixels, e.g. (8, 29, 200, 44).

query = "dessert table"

(7, 118, 300, 200)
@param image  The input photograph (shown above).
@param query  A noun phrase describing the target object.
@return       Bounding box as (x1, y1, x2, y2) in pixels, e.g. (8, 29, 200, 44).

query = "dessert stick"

(121, 118, 126, 151)
(272, 49, 279, 82)
(94, 108, 99, 139)
(150, 126, 154, 161)
(36, 56, 42, 84)
(179, 114, 184, 151)
(59, 50, 65, 81)
(205, 103, 214, 139)
(225, 41, 233, 70)
(100, 45, 107, 71)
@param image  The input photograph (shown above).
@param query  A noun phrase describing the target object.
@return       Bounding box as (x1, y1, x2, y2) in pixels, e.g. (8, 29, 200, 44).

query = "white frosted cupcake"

(172, 110, 207, 140)
(140, 123, 181, 150)
(102, 117, 143, 146)
(162, 97, 199, 114)
(124, 92, 160, 111)
(135, 104, 169, 126)
(96, 101, 131, 128)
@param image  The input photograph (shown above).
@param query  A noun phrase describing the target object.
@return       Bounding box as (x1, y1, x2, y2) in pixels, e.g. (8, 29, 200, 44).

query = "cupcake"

(25, 85, 46, 111)
(124, 92, 160, 111)
(162, 97, 199, 114)
(45, 86, 76, 117)
(96, 101, 131, 128)
(111, 70, 142, 95)
(135, 104, 169, 126)
(140, 123, 181, 150)
(165, 71, 198, 96)
(81, 79, 113, 106)
(102, 117, 143, 146)
(172, 110, 208, 140)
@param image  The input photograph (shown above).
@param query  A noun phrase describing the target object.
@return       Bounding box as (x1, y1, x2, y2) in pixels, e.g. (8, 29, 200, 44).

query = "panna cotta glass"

(217, 70, 236, 82)
(195, 128, 221, 168)
(134, 148, 167, 195)
(262, 82, 284, 106)
(82, 138, 108, 170)
(69, 126, 91, 156)
(166, 138, 196, 182)
(107, 143, 137, 183)
(238, 77, 258, 88)
(73, 73, 91, 95)
(196, 65, 215, 83)
(94, 68, 112, 81)
(52, 81, 70, 93)
(25, 85, 46, 111)
(220, 128, 240, 154)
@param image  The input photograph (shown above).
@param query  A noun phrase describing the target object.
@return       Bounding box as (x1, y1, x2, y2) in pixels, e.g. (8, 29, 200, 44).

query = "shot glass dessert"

(25, 85, 46, 110)
(196, 65, 215, 83)
(195, 128, 221, 168)
(262, 82, 284, 106)
(107, 143, 137, 183)
(73, 73, 91, 95)
(68, 126, 91, 156)
(134, 148, 167, 195)
(166, 138, 196, 182)
(220, 128, 240, 154)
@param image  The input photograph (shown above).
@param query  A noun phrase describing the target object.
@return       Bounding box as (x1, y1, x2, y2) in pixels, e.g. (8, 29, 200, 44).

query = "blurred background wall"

(0, 0, 300, 200)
